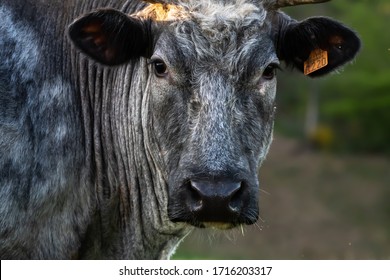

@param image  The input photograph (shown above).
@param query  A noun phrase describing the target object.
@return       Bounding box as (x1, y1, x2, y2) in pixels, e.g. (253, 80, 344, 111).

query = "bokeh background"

(174, 0, 390, 259)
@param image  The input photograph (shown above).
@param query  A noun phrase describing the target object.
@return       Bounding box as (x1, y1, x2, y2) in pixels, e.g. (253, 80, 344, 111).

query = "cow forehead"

(136, 0, 267, 23)
(176, 0, 268, 43)
(144, 1, 273, 73)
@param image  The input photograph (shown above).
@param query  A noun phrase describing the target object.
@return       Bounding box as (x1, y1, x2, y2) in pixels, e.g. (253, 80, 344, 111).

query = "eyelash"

(149, 58, 169, 77)
(262, 63, 281, 80)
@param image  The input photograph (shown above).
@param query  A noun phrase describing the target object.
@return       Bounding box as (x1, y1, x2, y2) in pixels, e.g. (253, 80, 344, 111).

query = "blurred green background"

(174, 0, 390, 259)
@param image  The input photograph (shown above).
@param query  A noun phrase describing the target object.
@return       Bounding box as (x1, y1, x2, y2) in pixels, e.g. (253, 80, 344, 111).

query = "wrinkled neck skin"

(65, 1, 191, 260)
(73, 55, 190, 259)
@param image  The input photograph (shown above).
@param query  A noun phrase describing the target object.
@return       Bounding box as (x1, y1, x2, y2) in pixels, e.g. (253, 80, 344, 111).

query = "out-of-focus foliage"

(276, 0, 390, 154)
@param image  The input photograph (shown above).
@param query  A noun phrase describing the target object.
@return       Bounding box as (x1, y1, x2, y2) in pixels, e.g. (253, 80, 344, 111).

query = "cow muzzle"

(168, 178, 259, 229)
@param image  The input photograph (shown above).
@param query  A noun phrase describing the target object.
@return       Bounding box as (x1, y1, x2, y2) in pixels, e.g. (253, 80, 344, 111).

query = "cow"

(0, 0, 360, 259)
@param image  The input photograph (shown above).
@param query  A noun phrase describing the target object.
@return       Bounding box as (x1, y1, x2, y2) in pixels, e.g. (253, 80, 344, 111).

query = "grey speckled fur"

(0, 0, 360, 259)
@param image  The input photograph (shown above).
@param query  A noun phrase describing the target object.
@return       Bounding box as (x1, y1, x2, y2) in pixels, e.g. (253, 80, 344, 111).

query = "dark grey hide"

(0, 0, 360, 259)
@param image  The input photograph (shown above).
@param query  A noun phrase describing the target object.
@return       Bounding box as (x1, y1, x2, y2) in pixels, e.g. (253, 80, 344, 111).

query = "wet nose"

(185, 179, 244, 222)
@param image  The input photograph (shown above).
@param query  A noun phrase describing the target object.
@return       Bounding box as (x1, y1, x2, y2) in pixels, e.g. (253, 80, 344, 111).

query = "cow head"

(68, 0, 360, 229)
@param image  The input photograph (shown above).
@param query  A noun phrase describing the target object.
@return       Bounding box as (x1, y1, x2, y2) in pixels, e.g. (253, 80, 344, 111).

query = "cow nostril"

(187, 181, 203, 211)
(228, 182, 244, 213)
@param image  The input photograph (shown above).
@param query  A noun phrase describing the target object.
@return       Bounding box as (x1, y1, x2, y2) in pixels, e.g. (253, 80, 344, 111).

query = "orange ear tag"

(304, 49, 328, 75)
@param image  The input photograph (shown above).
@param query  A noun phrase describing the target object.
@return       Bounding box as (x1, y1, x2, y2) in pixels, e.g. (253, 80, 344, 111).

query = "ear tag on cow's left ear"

(304, 49, 328, 75)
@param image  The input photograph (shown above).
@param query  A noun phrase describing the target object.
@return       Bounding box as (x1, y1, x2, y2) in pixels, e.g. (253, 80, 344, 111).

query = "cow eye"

(262, 64, 278, 80)
(152, 59, 168, 77)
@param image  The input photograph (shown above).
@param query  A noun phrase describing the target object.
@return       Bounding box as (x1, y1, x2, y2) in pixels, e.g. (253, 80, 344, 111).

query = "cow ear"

(68, 9, 152, 65)
(277, 17, 361, 77)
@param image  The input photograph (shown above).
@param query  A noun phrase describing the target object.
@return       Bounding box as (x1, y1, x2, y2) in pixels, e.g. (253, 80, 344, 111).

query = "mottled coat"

(0, 0, 360, 259)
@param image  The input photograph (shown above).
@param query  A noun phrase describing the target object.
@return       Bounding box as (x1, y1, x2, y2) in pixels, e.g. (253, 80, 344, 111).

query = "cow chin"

(200, 222, 236, 230)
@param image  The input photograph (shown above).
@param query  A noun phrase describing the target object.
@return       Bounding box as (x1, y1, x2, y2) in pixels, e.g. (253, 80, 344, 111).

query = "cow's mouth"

(187, 222, 242, 230)
(169, 214, 257, 229)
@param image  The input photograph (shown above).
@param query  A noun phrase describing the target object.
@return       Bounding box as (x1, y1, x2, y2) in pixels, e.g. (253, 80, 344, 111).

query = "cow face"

(68, 0, 360, 229)
(145, 3, 279, 229)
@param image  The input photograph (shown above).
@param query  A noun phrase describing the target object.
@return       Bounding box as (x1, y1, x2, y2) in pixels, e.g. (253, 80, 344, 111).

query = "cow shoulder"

(0, 3, 92, 259)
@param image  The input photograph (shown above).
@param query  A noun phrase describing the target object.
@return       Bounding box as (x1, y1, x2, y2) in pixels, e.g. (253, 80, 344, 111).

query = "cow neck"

(75, 57, 189, 259)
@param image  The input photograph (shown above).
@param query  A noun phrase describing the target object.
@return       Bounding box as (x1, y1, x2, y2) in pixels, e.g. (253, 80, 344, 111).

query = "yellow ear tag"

(304, 49, 328, 75)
